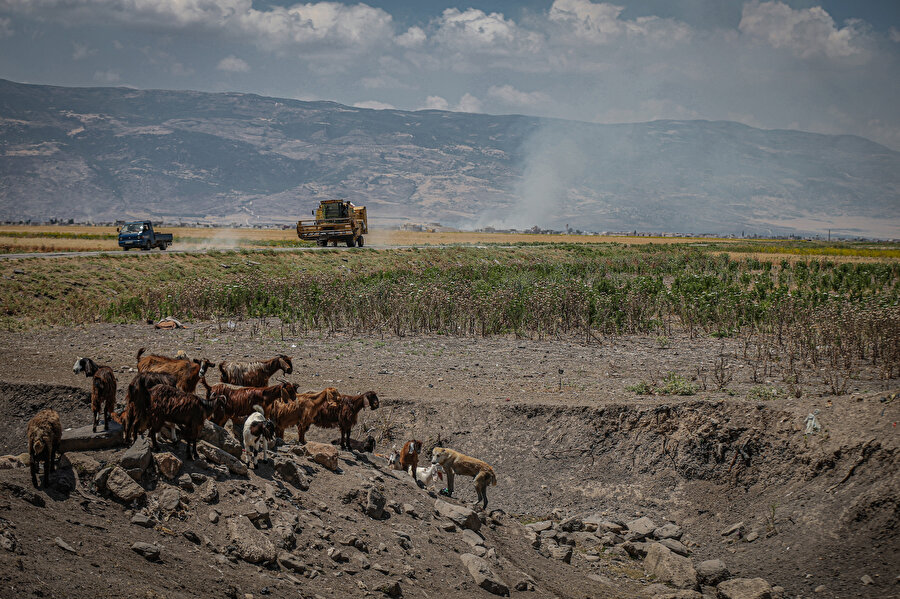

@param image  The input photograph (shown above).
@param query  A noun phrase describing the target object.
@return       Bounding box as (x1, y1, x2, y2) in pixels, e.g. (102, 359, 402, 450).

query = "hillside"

(1, 79, 898, 236)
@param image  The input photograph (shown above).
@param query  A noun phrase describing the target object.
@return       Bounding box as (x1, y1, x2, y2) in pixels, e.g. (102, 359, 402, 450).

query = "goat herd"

(25, 349, 499, 509)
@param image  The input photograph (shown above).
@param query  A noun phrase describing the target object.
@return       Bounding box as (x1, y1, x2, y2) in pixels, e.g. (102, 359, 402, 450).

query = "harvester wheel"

(345, 239, 356, 248)
(357, 236, 364, 247)
(316, 239, 327, 247)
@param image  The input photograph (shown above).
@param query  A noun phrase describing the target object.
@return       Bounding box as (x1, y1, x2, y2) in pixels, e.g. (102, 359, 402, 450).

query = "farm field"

(0, 241, 897, 599)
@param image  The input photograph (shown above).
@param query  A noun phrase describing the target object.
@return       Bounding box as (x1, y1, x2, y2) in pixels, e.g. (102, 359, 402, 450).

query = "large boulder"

(294, 441, 339, 471)
(200, 421, 242, 458)
(274, 459, 309, 490)
(60, 422, 123, 452)
(366, 488, 386, 519)
(625, 516, 658, 540)
(696, 559, 730, 586)
(154, 452, 182, 480)
(197, 441, 248, 475)
(105, 466, 145, 503)
(119, 437, 153, 472)
(643, 543, 698, 590)
(716, 578, 772, 599)
(434, 498, 481, 531)
(226, 516, 277, 564)
(460, 553, 509, 596)
(654, 523, 684, 540)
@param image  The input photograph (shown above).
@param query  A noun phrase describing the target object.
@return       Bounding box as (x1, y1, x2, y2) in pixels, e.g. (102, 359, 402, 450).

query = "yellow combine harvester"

(296, 199, 368, 247)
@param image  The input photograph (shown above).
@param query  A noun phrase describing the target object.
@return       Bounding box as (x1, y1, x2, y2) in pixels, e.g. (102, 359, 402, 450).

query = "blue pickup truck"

(117, 221, 173, 251)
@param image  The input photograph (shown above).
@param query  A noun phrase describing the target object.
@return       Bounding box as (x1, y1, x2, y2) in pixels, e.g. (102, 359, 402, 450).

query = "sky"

(1, 0, 899, 149)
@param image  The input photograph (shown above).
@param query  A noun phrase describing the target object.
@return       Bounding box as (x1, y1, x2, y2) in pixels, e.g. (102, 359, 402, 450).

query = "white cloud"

(169, 61, 193, 77)
(353, 100, 395, 110)
(217, 55, 250, 72)
(72, 42, 97, 60)
(455, 93, 482, 113)
(487, 84, 550, 107)
(739, 1, 870, 60)
(396, 26, 425, 48)
(422, 95, 449, 110)
(434, 8, 543, 54)
(548, 0, 691, 45)
(93, 69, 120, 83)
(0, 17, 14, 38)
(2, 0, 394, 51)
(889, 27, 900, 43)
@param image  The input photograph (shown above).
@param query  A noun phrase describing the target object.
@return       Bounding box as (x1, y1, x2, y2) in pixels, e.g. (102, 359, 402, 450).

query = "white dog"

(242, 405, 275, 469)
(415, 463, 446, 488)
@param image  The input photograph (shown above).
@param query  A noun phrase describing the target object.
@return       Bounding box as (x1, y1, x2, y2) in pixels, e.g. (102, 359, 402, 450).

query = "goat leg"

(92, 411, 98, 434)
(30, 453, 38, 488)
(104, 408, 109, 431)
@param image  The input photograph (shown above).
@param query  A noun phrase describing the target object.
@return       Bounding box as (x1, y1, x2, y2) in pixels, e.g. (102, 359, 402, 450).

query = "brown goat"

(73, 357, 117, 433)
(336, 392, 379, 451)
(27, 408, 62, 488)
(209, 381, 297, 433)
(122, 372, 178, 444)
(136, 347, 214, 393)
(218, 355, 293, 387)
(265, 387, 339, 443)
(145, 379, 225, 459)
(397, 439, 423, 480)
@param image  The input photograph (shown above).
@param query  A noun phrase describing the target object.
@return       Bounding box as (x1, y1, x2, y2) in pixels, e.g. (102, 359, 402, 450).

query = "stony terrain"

(0, 322, 897, 599)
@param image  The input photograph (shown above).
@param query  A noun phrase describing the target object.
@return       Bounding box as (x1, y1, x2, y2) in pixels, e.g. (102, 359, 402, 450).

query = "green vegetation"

(627, 373, 697, 396)
(2, 244, 898, 387)
(748, 385, 784, 401)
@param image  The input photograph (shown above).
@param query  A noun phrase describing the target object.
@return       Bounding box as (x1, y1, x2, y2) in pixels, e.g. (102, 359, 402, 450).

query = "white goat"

(242, 405, 275, 469)
(415, 463, 446, 488)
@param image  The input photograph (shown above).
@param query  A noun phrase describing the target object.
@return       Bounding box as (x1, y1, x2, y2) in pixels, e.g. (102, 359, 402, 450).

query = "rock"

(472, 545, 488, 557)
(434, 499, 481, 531)
(626, 516, 658, 540)
(327, 547, 348, 562)
(200, 421, 242, 458)
(813, 585, 826, 593)
(654, 523, 684, 540)
(716, 578, 772, 599)
(622, 541, 649, 559)
(744, 530, 758, 543)
(93, 467, 112, 491)
(372, 563, 390, 574)
(559, 516, 583, 532)
(770, 586, 784, 599)
(439, 521, 457, 532)
(721, 522, 744, 537)
(526, 520, 553, 532)
(696, 559, 730, 586)
(131, 542, 161, 561)
(652, 591, 703, 599)
(376, 581, 402, 597)
(588, 518, 625, 534)
(176, 474, 194, 492)
(131, 513, 154, 528)
(199, 480, 219, 504)
(549, 544, 573, 563)
(182, 530, 201, 544)
(660, 538, 690, 556)
(296, 441, 339, 471)
(0, 454, 26, 470)
(197, 441, 248, 475)
(366, 488, 386, 519)
(462, 529, 485, 547)
(274, 460, 309, 490)
(644, 543, 698, 590)
(402, 503, 419, 518)
(120, 436, 153, 472)
(60, 422, 123, 452)
(572, 532, 601, 546)
(599, 532, 623, 546)
(515, 575, 536, 591)
(246, 500, 270, 524)
(55, 537, 76, 554)
(860, 575, 874, 586)
(66, 454, 101, 477)
(209, 510, 220, 524)
(278, 552, 308, 574)
(226, 516, 276, 564)
(158, 487, 181, 513)
(189, 472, 208, 484)
(105, 466, 146, 502)
(460, 553, 509, 596)
(154, 452, 183, 480)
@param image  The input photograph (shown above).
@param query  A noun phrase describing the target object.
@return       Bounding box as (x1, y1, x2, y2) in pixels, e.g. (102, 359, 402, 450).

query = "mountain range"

(1, 78, 898, 237)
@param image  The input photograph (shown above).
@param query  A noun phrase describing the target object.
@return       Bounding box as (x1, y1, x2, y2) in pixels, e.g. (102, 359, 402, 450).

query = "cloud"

(739, 1, 870, 61)
(547, 0, 692, 45)
(1, 0, 394, 51)
(169, 61, 193, 77)
(889, 27, 900, 43)
(72, 42, 97, 60)
(396, 26, 425, 48)
(353, 100, 395, 110)
(93, 69, 120, 83)
(0, 17, 13, 38)
(421, 95, 449, 110)
(487, 84, 550, 107)
(455, 93, 482, 113)
(433, 8, 543, 54)
(217, 55, 250, 72)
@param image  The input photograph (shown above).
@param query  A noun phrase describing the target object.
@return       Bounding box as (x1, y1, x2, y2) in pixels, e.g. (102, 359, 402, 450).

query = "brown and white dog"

(430, 447, 497, 509)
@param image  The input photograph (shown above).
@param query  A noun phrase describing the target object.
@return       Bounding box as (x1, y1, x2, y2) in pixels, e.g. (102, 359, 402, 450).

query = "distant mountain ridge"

(1, 78, 898, 237)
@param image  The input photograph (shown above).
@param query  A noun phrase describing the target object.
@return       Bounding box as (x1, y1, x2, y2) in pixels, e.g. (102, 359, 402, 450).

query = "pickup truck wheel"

(122, 247, 129, 251)
(159, 244, 168, 250)
(357, 236, 364, 248)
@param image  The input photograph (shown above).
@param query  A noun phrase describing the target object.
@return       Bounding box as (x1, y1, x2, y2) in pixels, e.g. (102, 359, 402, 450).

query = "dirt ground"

(0, 322, 897, 598)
